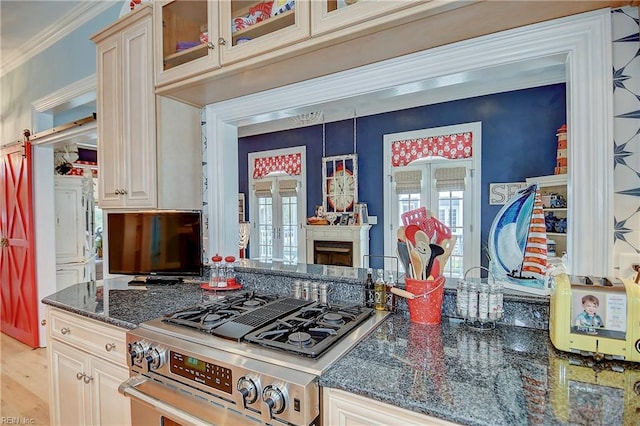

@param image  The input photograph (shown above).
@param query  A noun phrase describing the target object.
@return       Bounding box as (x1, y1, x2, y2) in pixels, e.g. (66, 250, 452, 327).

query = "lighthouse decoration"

(554, 124, 567, 175)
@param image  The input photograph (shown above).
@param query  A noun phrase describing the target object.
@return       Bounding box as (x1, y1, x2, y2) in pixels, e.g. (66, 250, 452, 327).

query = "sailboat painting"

(488, 184, 550, 295)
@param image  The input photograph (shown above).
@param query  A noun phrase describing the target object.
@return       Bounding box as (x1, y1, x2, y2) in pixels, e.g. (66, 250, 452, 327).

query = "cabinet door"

(311, 0, 421, 36)
(121, 12, 157, 208)
(49, 340, 89, 426)
(218, 0, 310, 65)
(55, 179, 84, 263)
(96, 34, 124, 208)
(323, 388, 459, 426)
(155, 0, 221, 86)
(89, 357, 131, 426)
(55, 264, 85, 291)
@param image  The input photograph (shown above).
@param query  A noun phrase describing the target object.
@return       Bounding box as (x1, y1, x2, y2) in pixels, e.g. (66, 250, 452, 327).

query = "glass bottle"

(457, 279, 469, 319)
(467, 280, 478, 320)
(374, 269, 386, 311)
(364, 268, 375, 308)
(210, 254, 222, 287)
(385, 271, 396, 312)
(478, 282, 489, 321)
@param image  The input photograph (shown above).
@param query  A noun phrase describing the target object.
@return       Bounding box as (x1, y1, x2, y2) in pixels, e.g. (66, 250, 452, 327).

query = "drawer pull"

(105, 343, 116, 352)
(83, 375, 94, 384)
(76, 372, 85, 380)
(61, 327, 71, 335)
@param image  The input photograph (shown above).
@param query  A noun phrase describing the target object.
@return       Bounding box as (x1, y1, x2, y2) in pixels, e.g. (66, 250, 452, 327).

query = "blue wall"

(238, 83, 566, 261)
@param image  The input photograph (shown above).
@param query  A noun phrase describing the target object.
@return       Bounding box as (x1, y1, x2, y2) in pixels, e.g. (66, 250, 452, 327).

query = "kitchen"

(1, 0, 640, 426)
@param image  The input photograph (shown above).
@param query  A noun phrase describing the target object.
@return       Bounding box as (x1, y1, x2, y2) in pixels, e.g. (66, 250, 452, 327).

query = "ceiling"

(1, 1, 567, 140)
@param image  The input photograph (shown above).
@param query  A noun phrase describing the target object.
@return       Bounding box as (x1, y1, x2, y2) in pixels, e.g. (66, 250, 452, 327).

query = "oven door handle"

(118, 376, 210, 426)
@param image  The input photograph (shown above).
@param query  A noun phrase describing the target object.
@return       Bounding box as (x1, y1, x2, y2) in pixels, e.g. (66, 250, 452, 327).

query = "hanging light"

(288, 111, 324, 126)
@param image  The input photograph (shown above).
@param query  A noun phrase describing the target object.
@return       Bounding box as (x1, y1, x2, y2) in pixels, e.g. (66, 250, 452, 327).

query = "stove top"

(161, 291, 374, 358)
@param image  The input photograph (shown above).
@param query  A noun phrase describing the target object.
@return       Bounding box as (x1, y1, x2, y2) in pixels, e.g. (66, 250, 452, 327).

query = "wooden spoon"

(413, 231, 431, 280)
(404, 224, 421, 247)
(437, 236, 457, 269)
(409, 249, 423, 280)
(397, 226, 406, 242)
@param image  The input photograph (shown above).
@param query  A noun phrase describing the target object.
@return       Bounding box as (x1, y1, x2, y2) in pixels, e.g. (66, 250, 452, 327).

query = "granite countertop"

(320, 315, 640, 426)
(42, 278, 640, 426)
(41, 277, 208, 329)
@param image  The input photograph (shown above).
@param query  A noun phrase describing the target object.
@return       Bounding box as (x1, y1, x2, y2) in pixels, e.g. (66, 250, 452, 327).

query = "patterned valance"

(253, 153, 302, 179)
(391, 132, 473, 167)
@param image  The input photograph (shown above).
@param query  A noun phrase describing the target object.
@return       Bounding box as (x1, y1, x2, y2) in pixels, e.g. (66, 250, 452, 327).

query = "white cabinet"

(47, 307, 131, 426)
(154, 0, 220, 86)
(56, 262, 96, 290)
(93, 5, 202, 211)
(310, 0, 424, 36)
(55, 176, 94, 263)
(218, 0, 310, 65)
(323, 388, 459, 426)
(94, 5, 156, 209)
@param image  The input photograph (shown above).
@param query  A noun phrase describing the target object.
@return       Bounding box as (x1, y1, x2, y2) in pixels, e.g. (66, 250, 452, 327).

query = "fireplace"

(305, 225, 371, 268)
(314, 241, 353, 267)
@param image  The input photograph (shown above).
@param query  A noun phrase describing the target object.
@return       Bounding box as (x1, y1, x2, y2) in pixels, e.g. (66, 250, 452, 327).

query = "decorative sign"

(489, 182, 527, 205)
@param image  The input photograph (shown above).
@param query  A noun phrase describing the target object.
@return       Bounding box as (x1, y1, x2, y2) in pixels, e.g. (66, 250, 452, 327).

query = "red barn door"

(1, 141, 38, 348)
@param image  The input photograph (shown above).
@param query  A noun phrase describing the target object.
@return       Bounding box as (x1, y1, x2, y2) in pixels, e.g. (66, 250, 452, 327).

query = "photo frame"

(315, 205, 325, 217)
(340, 213, 350, 226)
(354, 203, 369, 224)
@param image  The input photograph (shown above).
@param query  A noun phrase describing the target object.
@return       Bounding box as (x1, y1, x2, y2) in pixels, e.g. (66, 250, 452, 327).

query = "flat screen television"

(107, 210, 203, 277)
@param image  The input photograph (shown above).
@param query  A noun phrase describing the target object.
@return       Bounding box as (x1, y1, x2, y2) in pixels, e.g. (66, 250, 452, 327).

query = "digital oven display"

(169, 351, 233, 394)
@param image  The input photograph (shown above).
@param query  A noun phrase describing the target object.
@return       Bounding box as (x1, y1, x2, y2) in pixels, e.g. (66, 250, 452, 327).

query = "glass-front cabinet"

(310, 0, 424, 36)
(218, 0, 310, 65)
(155, 0, 310, 85)
(155, 0, 220, 86)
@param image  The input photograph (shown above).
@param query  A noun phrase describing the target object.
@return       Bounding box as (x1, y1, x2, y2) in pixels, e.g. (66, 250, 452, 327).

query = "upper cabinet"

(310, 0, 423, 36)
(155, 0, 310, 86)
(155, 0, 220, 86)
(93, 5, 203, 210)
(218, 0, 310, 65)
(93, 5, 157, 209)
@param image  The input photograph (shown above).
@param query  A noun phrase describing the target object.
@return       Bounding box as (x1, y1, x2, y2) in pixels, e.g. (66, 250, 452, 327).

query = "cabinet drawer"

(48, 308, 127, 365)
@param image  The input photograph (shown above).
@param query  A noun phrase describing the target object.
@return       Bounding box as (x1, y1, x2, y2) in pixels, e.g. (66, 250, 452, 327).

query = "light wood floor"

(0, 332, 50, 425)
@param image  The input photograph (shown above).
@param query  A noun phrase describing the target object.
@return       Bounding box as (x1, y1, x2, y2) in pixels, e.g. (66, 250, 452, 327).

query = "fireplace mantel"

(305, 225, 371, 268)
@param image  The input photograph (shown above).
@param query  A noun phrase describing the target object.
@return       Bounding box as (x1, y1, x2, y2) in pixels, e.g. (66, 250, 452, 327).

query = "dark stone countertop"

(42, 276, 640, 426)
(320, 315, 640, 426)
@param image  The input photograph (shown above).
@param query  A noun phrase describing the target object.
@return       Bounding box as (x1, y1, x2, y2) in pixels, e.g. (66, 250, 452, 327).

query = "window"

(383, 123, 481, 279)
(249, 148, 306, 262)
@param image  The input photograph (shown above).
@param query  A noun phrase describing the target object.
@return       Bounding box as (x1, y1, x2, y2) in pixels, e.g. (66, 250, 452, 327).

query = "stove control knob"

(145, 346, 166, 371)
(237, 376, 259, 405)
(128, 341, 149, 366)
(263, 385, 286, 416)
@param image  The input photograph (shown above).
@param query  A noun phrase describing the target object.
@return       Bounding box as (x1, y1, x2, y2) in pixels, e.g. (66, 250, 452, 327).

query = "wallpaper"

(612, 7, 640, 266)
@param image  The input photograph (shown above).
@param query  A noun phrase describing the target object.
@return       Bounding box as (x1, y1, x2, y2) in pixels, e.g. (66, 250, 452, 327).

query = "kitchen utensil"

(437, 236, 457, 269)
(404, 224, 421, 246)
(390, 285, 439, 300)
(413, 231, 431, 279)
(397, 226, 406, 242)
(425, 244, 444, 277)
(397, 241, 411, 275)
(409, 249, 423, 280)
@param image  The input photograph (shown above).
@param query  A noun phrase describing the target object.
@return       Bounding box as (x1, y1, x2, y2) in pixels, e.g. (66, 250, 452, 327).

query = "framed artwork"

(339, 213, 350, 225)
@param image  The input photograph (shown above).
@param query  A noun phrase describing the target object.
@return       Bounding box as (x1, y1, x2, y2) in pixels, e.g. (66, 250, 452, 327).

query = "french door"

(1, 141, 39, 347)
(249, 148, 306, 263)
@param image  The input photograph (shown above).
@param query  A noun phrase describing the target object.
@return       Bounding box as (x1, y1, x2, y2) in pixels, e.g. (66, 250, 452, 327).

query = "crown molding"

(0, 1, 115, 77)
(32, 74, 96, 113)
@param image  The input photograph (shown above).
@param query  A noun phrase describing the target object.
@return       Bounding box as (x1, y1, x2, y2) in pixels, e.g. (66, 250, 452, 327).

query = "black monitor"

(107, 210, 202, 277)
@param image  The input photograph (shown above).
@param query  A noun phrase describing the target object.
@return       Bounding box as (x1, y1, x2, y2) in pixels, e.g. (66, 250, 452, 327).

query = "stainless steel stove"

(119, 290, 387, 426)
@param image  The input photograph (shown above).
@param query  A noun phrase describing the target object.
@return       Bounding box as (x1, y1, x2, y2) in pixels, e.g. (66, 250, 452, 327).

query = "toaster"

(550, 274, 640, 363)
